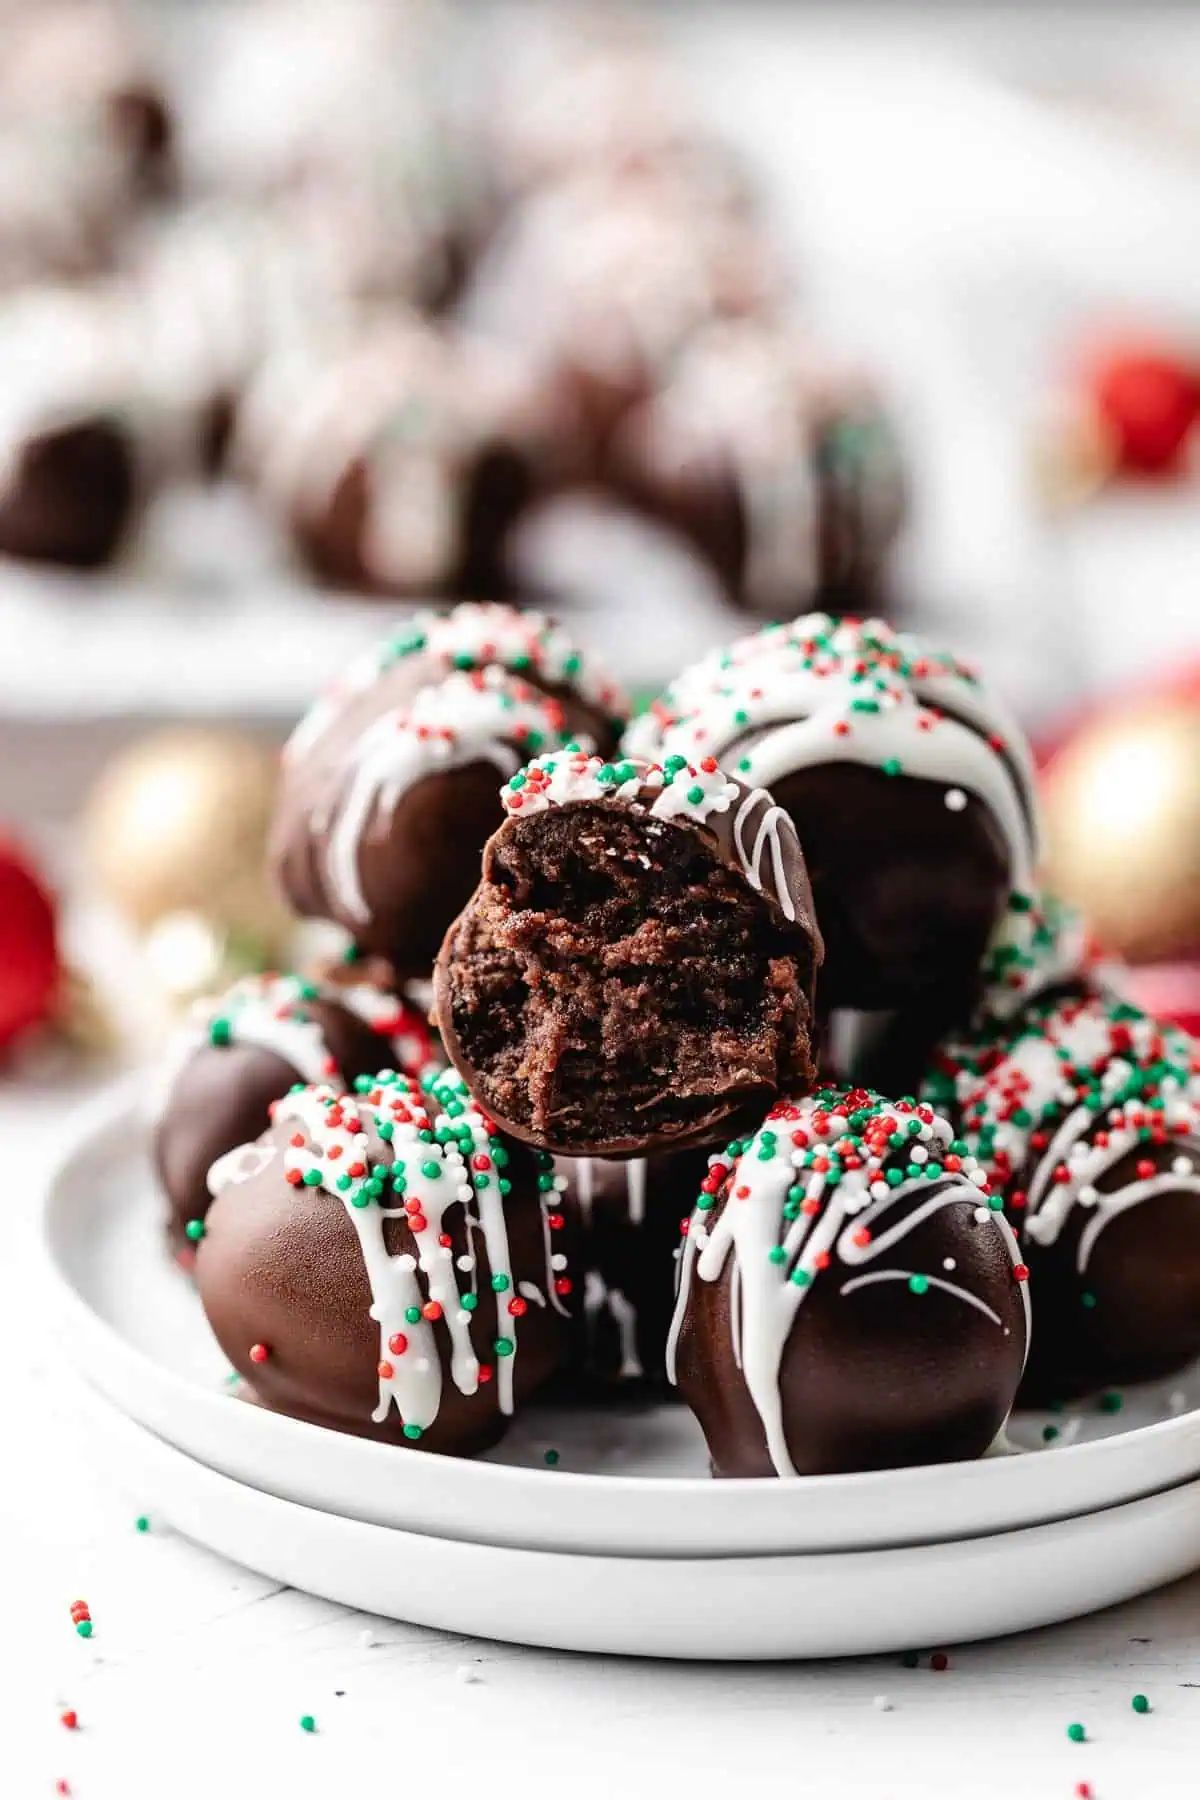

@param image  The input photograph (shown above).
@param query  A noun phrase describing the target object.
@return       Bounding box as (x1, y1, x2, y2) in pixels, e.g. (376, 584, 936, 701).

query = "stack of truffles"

(154, 603, 1200, 1478)
(0, 1, 904, 618)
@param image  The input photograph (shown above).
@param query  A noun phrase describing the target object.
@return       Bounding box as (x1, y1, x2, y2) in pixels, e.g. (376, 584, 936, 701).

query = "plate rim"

(42, 1078, 1200, 1549)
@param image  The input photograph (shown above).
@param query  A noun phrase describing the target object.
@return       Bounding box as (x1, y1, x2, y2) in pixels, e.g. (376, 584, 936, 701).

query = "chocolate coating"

(272, 606, 627, 971)
(0, 418, 135, 567)
(627, 614, 1037, 1020)
(669, 1088, 1028, 1477)
(434, 752, 822, 1158)
(196, 1072, 572, 1455)
(927, 991, 1200, 1403)
(610, 323, 905, 616)
(554, 1148, 708, 1390)
(155, 974, 431, 1264)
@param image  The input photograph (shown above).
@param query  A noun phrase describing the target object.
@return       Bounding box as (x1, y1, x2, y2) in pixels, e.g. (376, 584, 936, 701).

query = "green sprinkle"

(300, 1715, 317, 1733)
(768, 1246, 787, 1264)
(135, 1515, 150, 1533)
(1099, 1391, 1123, 1414)
(302, 1168, 322, 1187)
(491, 1273, 511, 1292)
(1081, 1291, 1098, 1310)
(790, 1268, 812, 1288)
(402, 1424, 423, 1441)
(1042, 1425, 1059, 1443)
(908, 1274, 930, 1296)
(420, 1160, 441, 1180)
(75, 1621, 93, 1639)
(881, 757, 902, 777)
(208, 1018, 232, 1048)
(686, 784, 705, 805)
(900, 1651, 920, 1669)
(1066, 1723, 1086, 1743)
(494, 1337, 514, 1357)
(1132, 1694, 1151, 1714)
(543, 1449, 560, 1467)
(404, 1306, 421, 1324)
(184, 1219, 206, 1243)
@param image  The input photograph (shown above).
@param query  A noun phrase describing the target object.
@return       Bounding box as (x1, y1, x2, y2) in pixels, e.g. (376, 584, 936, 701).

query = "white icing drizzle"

(625, 1159, 647, 1226)
(314, 668, 578, 922)
(214, 1072, 566, 1436)
(666, 1089, 1029, 1477)
(500, 750, 802, 921)
(207, 1141, 277, 1198)
(287, 602, 626, 765)
(631, 614, 1037, 896)
(944, 996, 1200, 1276)
(583, 1270, 644, 1381)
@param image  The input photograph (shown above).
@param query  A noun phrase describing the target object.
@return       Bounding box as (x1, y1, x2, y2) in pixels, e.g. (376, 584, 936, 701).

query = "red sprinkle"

(422, 1301, 443, 1322)
(60, 1711, 78, 1731)
(1013, 1264, 1030, 1282)
(249, 1343, 270, 1365)
(930, 1652, 950, 1672)
(377, 1361, 394, 1381)
(388, 1334, 408, 1356)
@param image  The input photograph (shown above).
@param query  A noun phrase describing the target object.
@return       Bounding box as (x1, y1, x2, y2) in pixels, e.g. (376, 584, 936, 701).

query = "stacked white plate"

(42, 1088, 1200, 1660)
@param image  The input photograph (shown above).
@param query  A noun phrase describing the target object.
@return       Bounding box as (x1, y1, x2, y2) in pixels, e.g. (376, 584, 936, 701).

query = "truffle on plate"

(434, 750, 822, 1158)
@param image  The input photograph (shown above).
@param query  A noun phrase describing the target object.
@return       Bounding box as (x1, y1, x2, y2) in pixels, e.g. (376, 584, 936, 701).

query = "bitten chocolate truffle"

(627, 615, 1039, 1035)
(925, 991, 1200, 1403)
(554, 1148, 709, 1389)
(434, 751, 822, 1158)
(668, 1086, 1029, 1477)
(155, 972, 437, 1264)
(196, 1068, 574, 1455)
(272, 605, 626, 974)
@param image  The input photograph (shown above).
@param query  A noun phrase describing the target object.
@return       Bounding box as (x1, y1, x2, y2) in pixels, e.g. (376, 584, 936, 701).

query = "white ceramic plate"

(76, 1387, 1200, 1660)
(43, 1085, 1200, 1559)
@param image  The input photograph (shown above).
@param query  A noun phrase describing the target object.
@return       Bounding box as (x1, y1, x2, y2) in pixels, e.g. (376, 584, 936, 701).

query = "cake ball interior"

(441, 801, 815, 1152)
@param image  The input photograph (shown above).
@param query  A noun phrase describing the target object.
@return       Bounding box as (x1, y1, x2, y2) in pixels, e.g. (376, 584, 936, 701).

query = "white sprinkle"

(909, 1146, 928, 1165)
(873, 1694, 894, 1712)
(1169, 1391, 1189, 1415)
(944, 788, 967, 812)
(943, 1257, 957, 1272)
(553, 1176, 568, 1192)
(1078, 1185, 1098, 1207)
(359, 1628, 376, 1649)
(397, 1253, 417, 1274)
(456, 1310, 472, 1325)
(457, 1254, 475, 1272)
(1173, 1157, 1194, 1177)
(550, 1253, 568, 1271)
(456, 1665, 483, 1685)
(973, 1206, 991, 1223)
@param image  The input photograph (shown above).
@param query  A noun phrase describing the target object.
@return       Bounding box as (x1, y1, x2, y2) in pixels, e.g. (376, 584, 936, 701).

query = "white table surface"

(5, 1066, 1200, 1800)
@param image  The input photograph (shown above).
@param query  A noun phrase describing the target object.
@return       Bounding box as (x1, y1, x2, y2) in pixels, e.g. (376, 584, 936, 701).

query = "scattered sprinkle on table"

(1098, 1391, 1123, 1415)
(1131, 1693, 1151, 1713)
(900, 1651, 920, 1668)
(1075, 1784, 1092, 1798)
(872, 1695, 893, 1711)
(930, 1652, 950, 1672)
(358, 1628, 375, 1650)
(1066, 1722, 1087, 1743)
(59, 1711, 78, 1731)
(134, 1515, 150, 1533)
(456, 1665, 484, 1684)
(543, 1448, 560, 1467)
(299, 1714, 317, 1734)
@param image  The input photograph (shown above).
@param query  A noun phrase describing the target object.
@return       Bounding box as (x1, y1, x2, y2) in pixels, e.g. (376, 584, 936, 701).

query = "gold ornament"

(81, 728, 292, 964)
(1041, 697, 1200, 963)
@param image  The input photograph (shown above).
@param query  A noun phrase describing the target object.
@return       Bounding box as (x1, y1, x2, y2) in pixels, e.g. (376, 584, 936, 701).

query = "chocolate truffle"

(0, 290, 139, 567)
(627, 614, 1039, 1027)
(555, 1148, 709, 1389)
(925, 991, 1200, 1402)
(668, 1086, 1030, 1477)
(610, 321, 905, 616)
(155, 972, 437, 1264)
(273, 663, 599, 973)
(237, 320, 576, 599)
(196, 1069, 573, 1454)
(434, 750, 822, 1158)
(465, 165, 782, 466)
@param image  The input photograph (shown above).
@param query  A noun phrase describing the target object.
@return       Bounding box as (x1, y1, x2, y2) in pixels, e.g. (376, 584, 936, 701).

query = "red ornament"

(0, 836, 58, 1051)
(1087, 339, 1200, 477)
